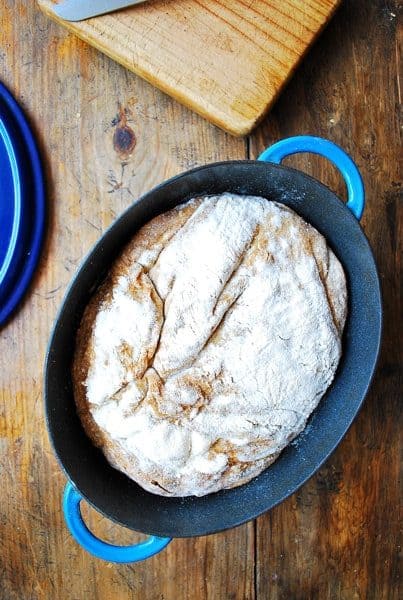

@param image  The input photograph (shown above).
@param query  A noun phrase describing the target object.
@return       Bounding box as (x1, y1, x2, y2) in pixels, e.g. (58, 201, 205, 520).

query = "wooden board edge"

(37, 0, 258, 136)
(37, 0, 342, 137)
(252, 0, 342, 136)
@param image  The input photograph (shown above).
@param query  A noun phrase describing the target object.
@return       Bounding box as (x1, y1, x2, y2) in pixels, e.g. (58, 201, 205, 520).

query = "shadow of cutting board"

(38, 0, 340, 135)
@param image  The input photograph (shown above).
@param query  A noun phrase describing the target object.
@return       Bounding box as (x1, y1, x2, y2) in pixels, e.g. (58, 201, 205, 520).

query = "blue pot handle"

(258, 136, 365, 220)
(63, 481, 172, 563)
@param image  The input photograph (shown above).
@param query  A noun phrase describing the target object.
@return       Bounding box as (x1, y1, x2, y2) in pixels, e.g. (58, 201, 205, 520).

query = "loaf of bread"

(73, 193, 347, 497)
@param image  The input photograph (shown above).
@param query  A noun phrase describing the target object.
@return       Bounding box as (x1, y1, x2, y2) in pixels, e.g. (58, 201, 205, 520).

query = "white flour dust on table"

(73, 193, 347, 497)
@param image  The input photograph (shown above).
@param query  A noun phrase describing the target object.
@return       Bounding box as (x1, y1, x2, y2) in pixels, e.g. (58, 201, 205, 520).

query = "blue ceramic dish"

(45, 136, 382, 563)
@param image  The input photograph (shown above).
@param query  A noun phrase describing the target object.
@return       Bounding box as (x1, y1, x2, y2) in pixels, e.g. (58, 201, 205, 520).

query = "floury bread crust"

(72, 194, 347, 497)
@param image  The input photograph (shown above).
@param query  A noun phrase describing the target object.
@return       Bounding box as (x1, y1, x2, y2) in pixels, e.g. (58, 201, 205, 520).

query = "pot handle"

(258, 136, 365, 220)
(63, 481, 172, 563)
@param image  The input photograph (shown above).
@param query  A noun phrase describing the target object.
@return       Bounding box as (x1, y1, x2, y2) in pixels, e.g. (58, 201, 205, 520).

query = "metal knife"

(53, 0, 150, 22)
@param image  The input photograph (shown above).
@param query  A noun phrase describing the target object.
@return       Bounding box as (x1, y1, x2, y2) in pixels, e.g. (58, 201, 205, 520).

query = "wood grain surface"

(0, 0, 401, 598)
(38, 0, 340, 136)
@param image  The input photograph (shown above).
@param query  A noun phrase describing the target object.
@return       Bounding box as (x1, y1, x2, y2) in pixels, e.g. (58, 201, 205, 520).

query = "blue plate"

(0, 82, 45, 326)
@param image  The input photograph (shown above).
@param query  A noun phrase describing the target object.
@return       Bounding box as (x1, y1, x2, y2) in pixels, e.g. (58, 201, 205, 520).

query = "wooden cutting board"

(38, 0, 340, 135)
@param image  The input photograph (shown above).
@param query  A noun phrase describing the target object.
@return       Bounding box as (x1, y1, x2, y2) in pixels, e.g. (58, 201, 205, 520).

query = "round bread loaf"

(73, 193, 347, 497)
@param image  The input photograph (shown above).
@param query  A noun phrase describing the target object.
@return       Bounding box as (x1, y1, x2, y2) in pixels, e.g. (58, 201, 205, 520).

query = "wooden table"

(0, 1, 400, 598)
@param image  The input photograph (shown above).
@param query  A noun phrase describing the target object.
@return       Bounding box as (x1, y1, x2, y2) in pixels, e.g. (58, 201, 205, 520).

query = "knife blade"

(53, 0, 150, 22)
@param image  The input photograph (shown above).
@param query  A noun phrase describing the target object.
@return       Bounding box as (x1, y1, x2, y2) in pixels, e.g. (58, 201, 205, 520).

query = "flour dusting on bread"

(72, 194, 347, 497)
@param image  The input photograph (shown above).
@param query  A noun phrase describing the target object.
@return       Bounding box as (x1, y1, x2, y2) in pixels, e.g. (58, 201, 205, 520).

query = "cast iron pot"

(45, 136, 382, 563)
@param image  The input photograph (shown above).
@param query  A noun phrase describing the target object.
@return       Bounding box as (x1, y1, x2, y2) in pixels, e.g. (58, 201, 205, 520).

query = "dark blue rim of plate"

(0, 82, 46, 327)
(0, 115, 22, 290)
